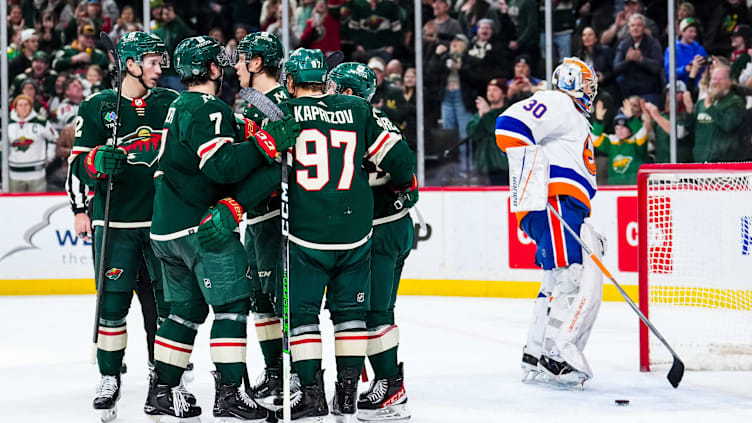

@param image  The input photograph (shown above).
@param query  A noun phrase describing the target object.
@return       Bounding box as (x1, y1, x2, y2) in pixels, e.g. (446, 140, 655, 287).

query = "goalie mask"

(552, 57, 598, 117)
(327, 62, 377, 102)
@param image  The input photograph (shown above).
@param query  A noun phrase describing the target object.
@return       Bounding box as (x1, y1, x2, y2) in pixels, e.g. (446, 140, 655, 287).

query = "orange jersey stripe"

(495, 134, 530, 153)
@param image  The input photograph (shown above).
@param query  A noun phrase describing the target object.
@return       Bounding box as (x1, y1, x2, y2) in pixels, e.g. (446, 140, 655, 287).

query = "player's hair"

(181, 74, 211, 88)
(295, 81, 326, 93)
(257, 60, 281, 80)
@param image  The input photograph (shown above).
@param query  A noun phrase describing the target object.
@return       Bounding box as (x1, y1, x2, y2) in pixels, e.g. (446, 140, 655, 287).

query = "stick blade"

(667, 357, 684, 388)
(326, 50, 345, 69)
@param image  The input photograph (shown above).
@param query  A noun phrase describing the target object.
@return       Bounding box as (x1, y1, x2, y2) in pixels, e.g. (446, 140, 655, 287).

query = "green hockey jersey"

(69, 87, 178, 227)
(284, 94, 414, 248)
(150, 91, 272, 239)
(367, 108, 415, 223)
(241, 85, 290, 220)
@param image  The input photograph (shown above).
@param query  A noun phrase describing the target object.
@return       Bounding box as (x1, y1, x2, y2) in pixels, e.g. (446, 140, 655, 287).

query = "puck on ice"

(614, 399, 630, 406)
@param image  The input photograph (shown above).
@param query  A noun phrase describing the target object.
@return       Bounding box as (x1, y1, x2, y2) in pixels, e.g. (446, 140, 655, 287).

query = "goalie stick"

(238, 87, 292, 422)
(545, 202, 685, 388)
(90, 32, 124, 363)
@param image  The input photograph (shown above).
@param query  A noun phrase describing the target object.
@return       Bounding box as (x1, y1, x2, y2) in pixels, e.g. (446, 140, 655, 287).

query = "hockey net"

(638, 163, 752, 371)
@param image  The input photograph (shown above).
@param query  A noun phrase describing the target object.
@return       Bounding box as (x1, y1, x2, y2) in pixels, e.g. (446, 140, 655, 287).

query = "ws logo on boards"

(56, 230, 92, 246)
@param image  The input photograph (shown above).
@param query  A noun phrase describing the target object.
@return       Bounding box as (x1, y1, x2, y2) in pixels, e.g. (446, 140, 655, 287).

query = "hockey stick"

(90, 32, 124, 363)
(238, 87, 292, 421)
(442, 137, 469, 158)
(545, 202, 685, 388)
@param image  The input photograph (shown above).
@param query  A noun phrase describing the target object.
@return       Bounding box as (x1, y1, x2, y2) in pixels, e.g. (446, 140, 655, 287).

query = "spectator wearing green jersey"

(592, 105, 648, 185)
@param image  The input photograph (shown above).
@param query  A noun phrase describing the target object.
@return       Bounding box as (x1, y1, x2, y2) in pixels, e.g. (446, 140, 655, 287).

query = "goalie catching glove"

(393, 174, 419, 210)
(197, 197, 244, 251)
(85, 145, 127, 178)
(253, 115, 301, 163)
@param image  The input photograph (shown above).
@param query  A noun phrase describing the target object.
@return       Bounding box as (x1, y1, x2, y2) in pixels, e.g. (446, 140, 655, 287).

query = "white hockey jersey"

(495, 90, 597, 213)
(7, 108, 59, 181)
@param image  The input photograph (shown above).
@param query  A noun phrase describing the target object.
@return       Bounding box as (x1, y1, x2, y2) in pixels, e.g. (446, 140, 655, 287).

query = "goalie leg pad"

(524, 270, 555, 360)
(543, 227, 604, 379)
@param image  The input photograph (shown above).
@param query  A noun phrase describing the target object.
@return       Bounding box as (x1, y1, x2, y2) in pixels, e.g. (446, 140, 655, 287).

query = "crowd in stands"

(4, 0, 752, 192)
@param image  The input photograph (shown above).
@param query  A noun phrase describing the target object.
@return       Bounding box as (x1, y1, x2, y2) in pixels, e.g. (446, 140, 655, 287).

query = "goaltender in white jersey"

(495, 57, 606, 389)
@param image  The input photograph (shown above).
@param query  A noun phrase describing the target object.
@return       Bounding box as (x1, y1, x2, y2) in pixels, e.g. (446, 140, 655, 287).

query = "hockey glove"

(85, 145, 127, 179)
(253, 115, 301, 163)
(393, 174, 419, 210)
(235, 114, 260, 141)
(197, 197, 244, 251)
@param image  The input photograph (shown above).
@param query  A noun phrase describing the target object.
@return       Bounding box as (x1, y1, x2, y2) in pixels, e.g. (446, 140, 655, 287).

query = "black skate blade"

(214, 417, 267, 423)
(668, 358, 685, 388)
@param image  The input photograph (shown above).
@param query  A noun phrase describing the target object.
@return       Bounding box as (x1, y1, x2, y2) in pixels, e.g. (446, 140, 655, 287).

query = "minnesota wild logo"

(11, 137, 34, 152)
(612, 154, 633, 174)
(118, 126, 163, 167)
(106, 268, 124, 280)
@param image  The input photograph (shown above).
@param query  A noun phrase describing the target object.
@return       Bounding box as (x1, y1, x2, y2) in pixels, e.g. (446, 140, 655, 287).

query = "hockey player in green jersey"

(277, 48, 417, 422)
(327, 62, 416, 422)
(234, 31, 289, 407)
(68, 31, 176, 421)
(146, 35, 299, 421)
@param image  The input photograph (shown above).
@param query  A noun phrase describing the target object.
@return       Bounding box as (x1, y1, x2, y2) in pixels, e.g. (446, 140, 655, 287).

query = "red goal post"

(638, 162, 752, 372)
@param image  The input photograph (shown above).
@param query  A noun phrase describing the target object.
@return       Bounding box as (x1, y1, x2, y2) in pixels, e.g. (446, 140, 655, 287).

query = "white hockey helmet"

(552, 57, 598, 116)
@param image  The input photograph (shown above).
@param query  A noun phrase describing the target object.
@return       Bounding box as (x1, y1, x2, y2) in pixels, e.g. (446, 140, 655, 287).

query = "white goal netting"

(643, 167, 752, 370)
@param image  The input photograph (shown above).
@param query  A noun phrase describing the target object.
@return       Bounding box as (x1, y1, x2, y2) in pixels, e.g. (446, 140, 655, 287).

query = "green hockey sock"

(368, 347, 400, 379)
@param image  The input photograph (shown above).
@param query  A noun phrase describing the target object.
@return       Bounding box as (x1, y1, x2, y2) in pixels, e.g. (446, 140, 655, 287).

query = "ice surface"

(1, 295, 751, 422)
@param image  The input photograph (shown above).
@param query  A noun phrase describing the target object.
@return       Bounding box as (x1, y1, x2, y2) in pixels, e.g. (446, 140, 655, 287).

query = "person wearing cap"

(506, 54, 544, 102)
(369, 56, 409, 130)
(467, 77, 509, 185)
(7, 94, 59, 193)
(642, 82, 695, 163)
(592, 102, 648, 184)
(52, 22, 110, 76)
(8, 29, 39, 79)
(704, 0, 752, 57)
(12, 51, 58, 101)
(664, 17, 707, 86)
(730, 24, 752, 79)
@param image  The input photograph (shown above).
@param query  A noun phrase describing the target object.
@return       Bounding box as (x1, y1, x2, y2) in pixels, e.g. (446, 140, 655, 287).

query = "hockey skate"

(357, 363, 411, 422)
(93, 374, 120, 423)
(520, 350, 541, 383)
(212, 371, 269, 422)
(331, 367, 359, 423)
(534, 356, 589, 391)
(144, 370, 202, 422)
(275, 369, 328, 422)
(249, 367, 282, 409)
(273, 372, 301, 407)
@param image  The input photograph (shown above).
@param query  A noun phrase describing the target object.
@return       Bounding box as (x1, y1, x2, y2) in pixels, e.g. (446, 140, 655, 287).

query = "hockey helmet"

(552, 57, 598, 116)
(327, 62, 377, 102)
(174, 36, 235, 79)
(283, 48, 328, 85)
(117, 31, 169, 69)
(237, 32, 284, 68)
